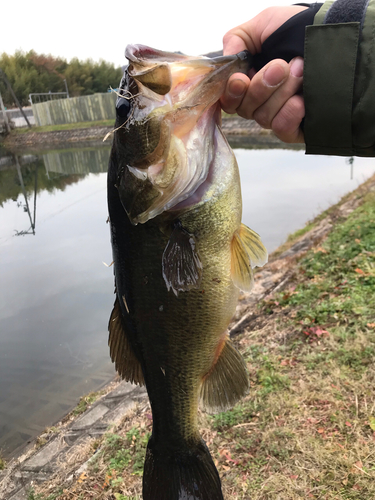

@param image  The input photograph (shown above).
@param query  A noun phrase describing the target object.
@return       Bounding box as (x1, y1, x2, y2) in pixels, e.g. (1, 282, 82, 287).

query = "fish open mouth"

(118, 45, 251, 224)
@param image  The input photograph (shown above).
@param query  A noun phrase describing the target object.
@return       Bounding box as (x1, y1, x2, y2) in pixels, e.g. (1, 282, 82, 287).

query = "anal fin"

(200, 338, 249, 414)
(108, 297, 144, 386)
(231, 224, 268, 292)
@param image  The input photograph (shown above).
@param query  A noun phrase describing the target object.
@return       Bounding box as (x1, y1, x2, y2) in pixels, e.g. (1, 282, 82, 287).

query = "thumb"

(223, 33, 248, 56)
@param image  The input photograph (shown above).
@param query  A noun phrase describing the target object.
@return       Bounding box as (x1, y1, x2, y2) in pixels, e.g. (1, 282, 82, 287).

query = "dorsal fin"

(108, 296, 144, 386)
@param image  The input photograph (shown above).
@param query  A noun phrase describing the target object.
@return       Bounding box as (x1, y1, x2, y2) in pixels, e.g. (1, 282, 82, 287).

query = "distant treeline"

(0, 51, 123, 107)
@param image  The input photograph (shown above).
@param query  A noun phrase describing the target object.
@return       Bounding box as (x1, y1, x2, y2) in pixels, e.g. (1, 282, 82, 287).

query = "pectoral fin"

(200, 338, 249, 414)
(108, 297, 144, 386)
(231, 231, 254, 292)
(162, 221, 202, 296)
(231, 224, 268, 291)
(239, 223, 268, 268)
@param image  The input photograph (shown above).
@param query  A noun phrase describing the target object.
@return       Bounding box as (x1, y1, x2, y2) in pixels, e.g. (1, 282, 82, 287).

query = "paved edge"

(0, 381, 147, 499)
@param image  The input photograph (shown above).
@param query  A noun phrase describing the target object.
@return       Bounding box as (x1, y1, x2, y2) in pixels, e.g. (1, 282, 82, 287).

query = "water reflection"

(13, 156, 37, 236)
(0, 143, 374, 458)
(43, 147, 110, 176)
(0, 146, 114, 457)
(0, 147, 110, 239)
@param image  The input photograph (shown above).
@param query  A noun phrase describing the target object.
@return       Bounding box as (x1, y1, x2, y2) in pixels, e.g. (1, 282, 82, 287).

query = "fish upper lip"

(126, 44, 253, 77)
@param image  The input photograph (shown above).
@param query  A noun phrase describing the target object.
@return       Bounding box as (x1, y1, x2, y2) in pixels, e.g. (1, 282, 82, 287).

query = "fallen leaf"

(345, 421, 352, 427)
(219, 449, 230, 456)
(355, 268, 365, 275)
(77, 472, 87, 484)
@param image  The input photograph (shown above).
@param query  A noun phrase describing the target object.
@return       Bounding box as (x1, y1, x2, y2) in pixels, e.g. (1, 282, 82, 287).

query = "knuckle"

(252, 108, 271, 129)
(221, 103, 237, 115)
(272, 96, 304, 136)
(236, 106, 255, 120)
(222, 31, 232, 44)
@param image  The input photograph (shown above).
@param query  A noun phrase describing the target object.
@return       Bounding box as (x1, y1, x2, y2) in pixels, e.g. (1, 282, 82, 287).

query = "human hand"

(220, 6, 307, 143)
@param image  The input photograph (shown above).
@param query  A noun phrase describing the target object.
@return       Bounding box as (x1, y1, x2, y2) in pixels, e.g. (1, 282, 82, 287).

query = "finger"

(272, 94, 305, 143)
(252, 57, 304, 129)
(223, 30, 253, 56)
(222, 6, 309, 56)
(235, 59, 290, 120)
(220, 73, 249, 114)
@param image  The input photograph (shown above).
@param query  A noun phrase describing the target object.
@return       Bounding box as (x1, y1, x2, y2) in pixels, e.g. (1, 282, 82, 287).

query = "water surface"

(238, 149, 375, 250)
(0, 148, 115, 457)
(0, 143, 374, 457)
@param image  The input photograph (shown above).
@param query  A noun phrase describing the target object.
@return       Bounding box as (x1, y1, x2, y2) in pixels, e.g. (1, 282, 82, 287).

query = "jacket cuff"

(253, 3, 323, 70)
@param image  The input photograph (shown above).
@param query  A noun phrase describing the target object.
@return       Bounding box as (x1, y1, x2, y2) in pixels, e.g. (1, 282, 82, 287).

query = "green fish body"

(107, 45, 267, 500)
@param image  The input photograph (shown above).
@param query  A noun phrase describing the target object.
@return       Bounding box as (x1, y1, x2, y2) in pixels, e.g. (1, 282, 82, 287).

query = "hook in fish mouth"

(210, 49, 253, 71)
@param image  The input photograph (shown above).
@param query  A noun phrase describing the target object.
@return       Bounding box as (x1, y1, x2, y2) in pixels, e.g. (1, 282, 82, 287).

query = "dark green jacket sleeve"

(304, 0, 375, 156)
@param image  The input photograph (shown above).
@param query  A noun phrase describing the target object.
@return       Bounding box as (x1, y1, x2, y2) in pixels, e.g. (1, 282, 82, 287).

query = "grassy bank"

(29, 188, 375, 500)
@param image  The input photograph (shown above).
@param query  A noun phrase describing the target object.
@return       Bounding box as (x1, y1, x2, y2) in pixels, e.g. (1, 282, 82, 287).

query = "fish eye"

(116, 96, 131, 119)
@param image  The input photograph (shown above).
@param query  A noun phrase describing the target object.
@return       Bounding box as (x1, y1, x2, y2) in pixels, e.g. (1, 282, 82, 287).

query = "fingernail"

(263, 64, 286, 87)
(228, 79, 246, 98)
(290, 57, 304, 77)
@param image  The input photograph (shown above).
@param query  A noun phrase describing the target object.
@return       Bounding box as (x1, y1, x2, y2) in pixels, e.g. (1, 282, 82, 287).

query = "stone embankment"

(0, 382, 147, 500)
(2, 117, 286, 152)
(3, 126, 114, 151)
(2, 173, 373, 500)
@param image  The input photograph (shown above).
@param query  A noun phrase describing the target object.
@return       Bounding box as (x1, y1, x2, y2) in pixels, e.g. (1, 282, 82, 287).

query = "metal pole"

(63, 79, 69, 98)
(14, 155, 35, 234)
(33, 163, 38, 232)
(0, 90, 10, 134)
(0, 69, 31, 128)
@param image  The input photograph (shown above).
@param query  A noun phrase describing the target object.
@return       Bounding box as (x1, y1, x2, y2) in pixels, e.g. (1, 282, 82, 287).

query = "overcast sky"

(1, 1, 310, 67)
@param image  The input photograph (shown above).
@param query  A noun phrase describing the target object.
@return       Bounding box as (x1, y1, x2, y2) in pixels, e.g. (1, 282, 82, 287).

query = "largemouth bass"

(107, 45, 268, 500)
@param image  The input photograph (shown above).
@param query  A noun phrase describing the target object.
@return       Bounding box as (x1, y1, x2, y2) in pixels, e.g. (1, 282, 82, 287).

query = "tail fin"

(143, 436, 224, 500)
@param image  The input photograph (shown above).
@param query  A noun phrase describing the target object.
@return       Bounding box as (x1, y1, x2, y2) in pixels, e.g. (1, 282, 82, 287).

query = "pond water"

(0, 142, 374, 458)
